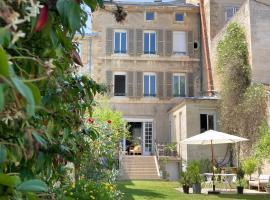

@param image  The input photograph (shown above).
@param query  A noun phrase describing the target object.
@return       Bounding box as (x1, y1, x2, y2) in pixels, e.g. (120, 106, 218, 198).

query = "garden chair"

(249, 174, 270, 191)
(129, 145, 142, 155)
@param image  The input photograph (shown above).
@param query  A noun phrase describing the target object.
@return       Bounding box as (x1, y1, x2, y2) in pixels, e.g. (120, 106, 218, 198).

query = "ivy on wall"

(216, 22, 268, 156)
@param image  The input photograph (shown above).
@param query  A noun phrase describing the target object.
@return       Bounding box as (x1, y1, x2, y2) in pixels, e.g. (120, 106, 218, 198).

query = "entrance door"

(143, 122, 153, 155)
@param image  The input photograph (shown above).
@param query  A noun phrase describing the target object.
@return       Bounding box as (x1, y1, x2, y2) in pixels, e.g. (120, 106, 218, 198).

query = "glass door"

(143, 122, 153, 155)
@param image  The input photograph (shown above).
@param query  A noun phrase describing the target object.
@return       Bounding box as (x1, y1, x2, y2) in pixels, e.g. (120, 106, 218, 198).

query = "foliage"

(254, 122, 270, 161)
(236, 165, 245, 180)
(216, 22, 268, 155)
(179, 171, 191, 186)
(242, 158, 257, 180)
(187, 161, 202, 184)
(79, 102, 129, 182)
(236, 178, 247, 188)
(0, 0, 128, 199)
(63, 179, 123, 200)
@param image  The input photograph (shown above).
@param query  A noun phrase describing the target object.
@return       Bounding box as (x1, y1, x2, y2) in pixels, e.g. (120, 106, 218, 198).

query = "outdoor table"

(203, 173, 236, 190)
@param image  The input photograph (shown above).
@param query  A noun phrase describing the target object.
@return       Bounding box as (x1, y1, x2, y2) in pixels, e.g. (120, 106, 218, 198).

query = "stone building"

(78, 0, 270, 179)
(91, 0, 204, 156)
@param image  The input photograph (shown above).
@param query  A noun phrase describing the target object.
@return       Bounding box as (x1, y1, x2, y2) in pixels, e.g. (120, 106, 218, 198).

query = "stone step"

(121, 166, 157, 170)
(121, 172, 158, 176)
(120, 175, 160, 180)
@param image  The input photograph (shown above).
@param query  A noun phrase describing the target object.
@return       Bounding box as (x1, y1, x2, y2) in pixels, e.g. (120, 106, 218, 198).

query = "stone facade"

(169, 98, 228, 163)
(91, 1, 203, 154)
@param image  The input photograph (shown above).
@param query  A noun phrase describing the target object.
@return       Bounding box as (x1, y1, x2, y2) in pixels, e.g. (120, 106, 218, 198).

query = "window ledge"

(141, 54, 159, 58)
(112, 53, 128, 57)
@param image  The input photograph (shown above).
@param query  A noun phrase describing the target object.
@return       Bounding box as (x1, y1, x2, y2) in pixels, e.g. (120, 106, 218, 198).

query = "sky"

(84, 0, 175, 33)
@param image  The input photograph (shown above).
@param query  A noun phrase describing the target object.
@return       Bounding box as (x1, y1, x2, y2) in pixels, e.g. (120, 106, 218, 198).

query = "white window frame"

(113, 72, 127, 97)
(172, 31, 187, 55)
(172, 73, 186, 97)
(114, 29, 127, 54)
(225, 6, 239, 22)
(143, 31, 156, 55)
(143, 72, 156, 97)
(145, 11, 155, 21)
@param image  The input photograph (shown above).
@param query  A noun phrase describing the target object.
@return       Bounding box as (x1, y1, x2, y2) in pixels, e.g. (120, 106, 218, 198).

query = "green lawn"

(118, 180, 270, 200)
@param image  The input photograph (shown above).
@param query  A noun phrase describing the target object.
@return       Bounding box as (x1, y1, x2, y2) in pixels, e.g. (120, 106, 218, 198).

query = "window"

(225, 7, 239, 22)
(173, 74, 186, 97)
(114, 31, 127, 54)
(173, 31, 186, 55)
(145, 12, 155, 21)
(144, 74, 156, 97)
(200, 114, 214, 133)
(175, 13, 184, 22)
(144, 31, 156, 54)
(114, 74, 126, 96)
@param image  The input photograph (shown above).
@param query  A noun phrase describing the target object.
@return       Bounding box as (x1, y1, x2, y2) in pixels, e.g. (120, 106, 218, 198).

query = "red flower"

(34, 4, 48, 32)
(107, 120, 112, 124)
(87, 117, 94, 124)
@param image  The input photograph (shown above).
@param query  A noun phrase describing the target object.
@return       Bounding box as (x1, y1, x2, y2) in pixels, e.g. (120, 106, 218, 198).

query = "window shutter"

(157, 30, 164, 56)
(136, 71, 143, 98)
(106, 70, 113, 97)
(136, 29, 143, 56)
(187, 72, 194, 97)
(165, 30, 172, 56)
(188, 31, 194, 57)
(165, 72, 172, 98)
(106, 28, 113, 55)
(157, 72, 164, 99)
(128, 71, 134, 97)
(128, 29, 135, 56)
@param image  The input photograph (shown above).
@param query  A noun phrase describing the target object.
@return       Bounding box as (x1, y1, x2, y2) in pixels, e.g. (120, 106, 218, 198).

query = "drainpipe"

(199, 0, 214, 96)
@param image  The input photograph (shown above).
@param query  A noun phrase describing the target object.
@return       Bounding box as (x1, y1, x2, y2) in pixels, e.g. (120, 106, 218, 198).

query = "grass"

(117, 180, 270, 200)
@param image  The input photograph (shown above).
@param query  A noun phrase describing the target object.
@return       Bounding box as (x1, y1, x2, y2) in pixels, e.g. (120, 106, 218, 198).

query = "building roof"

(104, 0, 198, 8)
(168, 96, 220, 113)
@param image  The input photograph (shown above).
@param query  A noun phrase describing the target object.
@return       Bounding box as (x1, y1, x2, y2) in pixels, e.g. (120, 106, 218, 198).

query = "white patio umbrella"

(180, 130, 248, 194)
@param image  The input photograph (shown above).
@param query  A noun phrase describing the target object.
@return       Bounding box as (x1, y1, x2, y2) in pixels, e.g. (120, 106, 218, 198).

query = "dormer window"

(146, 12, 155, 21)
(175, 13, 184, 22)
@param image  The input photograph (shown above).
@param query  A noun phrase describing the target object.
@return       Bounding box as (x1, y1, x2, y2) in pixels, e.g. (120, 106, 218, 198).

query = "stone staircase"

(119, 155, 160, 180)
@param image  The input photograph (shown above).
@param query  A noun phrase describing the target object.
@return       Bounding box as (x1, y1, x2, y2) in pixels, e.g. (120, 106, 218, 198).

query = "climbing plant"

(216, 22, 268, 155)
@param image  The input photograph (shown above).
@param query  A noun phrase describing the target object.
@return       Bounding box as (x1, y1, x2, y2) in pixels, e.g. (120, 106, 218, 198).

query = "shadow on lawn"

(118, 181, 167, 200)
(121, 187, 167, 200)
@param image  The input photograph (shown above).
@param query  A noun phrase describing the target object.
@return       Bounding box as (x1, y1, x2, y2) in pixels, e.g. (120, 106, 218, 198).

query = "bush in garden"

(63, 179, 123, 200)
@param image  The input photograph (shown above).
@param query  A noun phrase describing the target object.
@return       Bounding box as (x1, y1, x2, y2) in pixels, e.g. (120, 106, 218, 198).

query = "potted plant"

(242, 158, 257, 181)
(236, 178, 246, 194)
(188, 161, 202, 194)
(180, 171, 191, 194)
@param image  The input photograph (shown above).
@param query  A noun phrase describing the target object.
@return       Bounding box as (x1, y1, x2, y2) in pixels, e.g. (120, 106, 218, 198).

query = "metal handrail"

(154, 140, 160, 162)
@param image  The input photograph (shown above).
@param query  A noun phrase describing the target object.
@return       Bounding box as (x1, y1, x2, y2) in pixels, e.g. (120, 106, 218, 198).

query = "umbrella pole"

(208, 140, 220, 194)
(211, 140, 215, 192)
